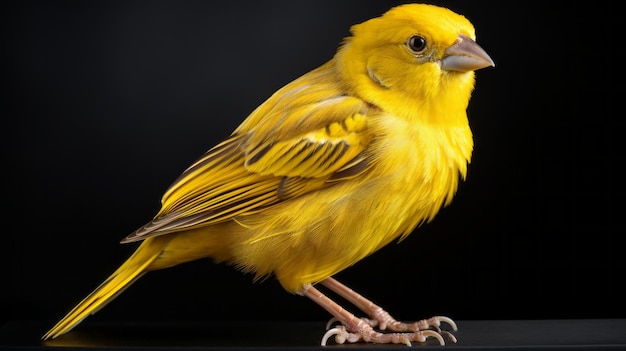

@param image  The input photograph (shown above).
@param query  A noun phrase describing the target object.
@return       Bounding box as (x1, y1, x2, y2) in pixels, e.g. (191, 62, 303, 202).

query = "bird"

(42, 3, 493, 346)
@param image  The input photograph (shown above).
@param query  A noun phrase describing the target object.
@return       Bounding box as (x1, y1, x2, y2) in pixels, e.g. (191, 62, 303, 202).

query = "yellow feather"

(43, 3, 493, 341)
(42, 237, 168, 340)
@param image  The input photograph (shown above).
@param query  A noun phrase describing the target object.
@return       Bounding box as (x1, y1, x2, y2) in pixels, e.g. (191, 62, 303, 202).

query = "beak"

(441, 34, 494, 72)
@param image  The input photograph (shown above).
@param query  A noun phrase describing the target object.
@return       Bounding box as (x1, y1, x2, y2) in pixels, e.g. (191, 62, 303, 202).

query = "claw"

(421, 330, 445, 346)
(325, 317, 340, 330)
(321, 327, 343, 346)
(441, 330, 457, 344)
(400, 336, 412, 347)
(321, 326, 362, 345)
(436, 316, 458, 331)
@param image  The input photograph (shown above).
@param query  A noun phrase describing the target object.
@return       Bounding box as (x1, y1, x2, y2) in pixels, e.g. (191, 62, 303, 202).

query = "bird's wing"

(122, 76, 375, 243)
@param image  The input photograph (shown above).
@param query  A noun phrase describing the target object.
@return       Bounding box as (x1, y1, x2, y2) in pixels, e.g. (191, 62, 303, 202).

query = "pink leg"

(303, 282, 447, 346)
(321, 277, 457, 335)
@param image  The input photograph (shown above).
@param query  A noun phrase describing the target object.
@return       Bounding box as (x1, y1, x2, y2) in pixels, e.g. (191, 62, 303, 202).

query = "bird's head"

(336, 4, 494, 121)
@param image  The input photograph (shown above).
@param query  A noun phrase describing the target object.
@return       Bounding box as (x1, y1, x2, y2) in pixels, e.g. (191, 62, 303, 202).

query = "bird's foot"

(366, 310, 457, 333)
(325, 314, 457, 345)
(321, 319, 447, 346)
(307, 278, 458, 346)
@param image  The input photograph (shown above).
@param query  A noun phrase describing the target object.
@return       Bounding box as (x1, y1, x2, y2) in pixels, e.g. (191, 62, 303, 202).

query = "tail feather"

(42, 237, 165, 340)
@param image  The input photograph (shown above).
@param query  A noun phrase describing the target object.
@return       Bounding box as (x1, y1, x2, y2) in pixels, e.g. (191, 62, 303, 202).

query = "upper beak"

(440, 34, 494, 72)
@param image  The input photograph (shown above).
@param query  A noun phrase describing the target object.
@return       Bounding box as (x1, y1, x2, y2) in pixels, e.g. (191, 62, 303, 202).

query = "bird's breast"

(228, 113, 472, 292)
(363, 112, 473, 239)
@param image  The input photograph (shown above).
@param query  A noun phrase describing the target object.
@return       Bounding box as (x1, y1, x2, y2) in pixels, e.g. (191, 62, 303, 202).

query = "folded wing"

(122, 69, 375, 243)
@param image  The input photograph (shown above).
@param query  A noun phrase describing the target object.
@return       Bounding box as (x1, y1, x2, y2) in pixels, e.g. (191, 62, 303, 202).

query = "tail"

(42, 237, 166, 340)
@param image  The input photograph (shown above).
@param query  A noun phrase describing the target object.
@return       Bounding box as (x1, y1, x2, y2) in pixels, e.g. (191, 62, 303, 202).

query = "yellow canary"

(43, 3, 493, 346)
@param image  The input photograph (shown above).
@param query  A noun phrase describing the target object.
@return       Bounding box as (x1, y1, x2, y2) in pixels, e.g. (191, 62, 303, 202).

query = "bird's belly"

(230, 150, 461, 292)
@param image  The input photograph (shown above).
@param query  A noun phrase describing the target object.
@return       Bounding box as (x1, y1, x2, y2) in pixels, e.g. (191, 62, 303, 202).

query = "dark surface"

(1, 319, 625, 350)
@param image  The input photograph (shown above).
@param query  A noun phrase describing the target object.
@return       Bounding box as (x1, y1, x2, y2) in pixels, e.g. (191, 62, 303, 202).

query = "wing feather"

(122, 64, 376, 243)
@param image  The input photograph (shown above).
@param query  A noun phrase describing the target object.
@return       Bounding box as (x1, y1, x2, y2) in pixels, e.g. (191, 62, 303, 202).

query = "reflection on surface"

(40, 321, 326, 348)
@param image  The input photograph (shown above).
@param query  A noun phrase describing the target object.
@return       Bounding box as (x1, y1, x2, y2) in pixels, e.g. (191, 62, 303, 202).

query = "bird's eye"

(407, 35, 427, 53)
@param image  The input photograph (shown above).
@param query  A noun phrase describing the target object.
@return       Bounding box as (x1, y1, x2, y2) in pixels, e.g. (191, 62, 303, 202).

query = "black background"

(2, 0, 621, 335)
